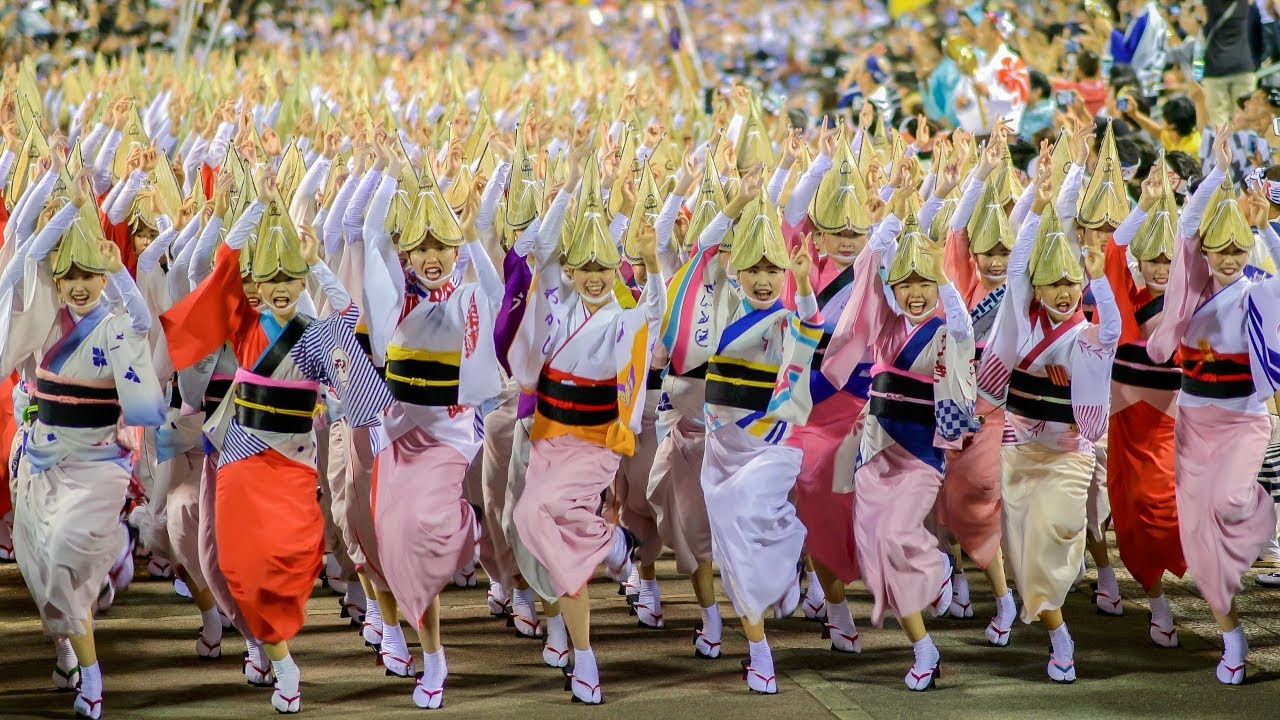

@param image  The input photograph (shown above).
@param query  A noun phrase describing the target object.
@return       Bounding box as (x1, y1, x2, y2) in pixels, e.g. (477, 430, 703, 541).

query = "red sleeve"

(0, 191, 9, 236)
(1105, 235, 1142, 345)
(160, 242, 252, 370)
(201, 164, 218, 201)
(944, 228, 979, 307)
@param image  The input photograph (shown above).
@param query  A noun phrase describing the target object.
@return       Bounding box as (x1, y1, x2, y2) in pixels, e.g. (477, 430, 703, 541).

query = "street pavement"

(1, 539, 1278, 720)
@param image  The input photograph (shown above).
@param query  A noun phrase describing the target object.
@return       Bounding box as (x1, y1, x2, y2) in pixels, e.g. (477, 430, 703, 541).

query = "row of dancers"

(1, 57, 1279, 717)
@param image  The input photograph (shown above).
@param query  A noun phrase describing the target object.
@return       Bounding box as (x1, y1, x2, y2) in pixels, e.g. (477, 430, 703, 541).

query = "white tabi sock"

(638, 579, 662, 615)
(79, 661, 103, 700)
(912, 634, 940, 671)
(56, 637, 78, 671)
(1050, 623, 1075, 659)
(748, 638, 774, 675)
(700, 604, 722, 640)
(200, 608, 224, 645)
(271, 655, 300, 693)
(1150, 594, 1173, 628)
(1096, 566, 1118, 596)
(1222, 625, 1247, 666)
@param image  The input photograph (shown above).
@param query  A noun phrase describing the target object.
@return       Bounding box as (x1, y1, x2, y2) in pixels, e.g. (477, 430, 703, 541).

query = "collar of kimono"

(412, 279, 456, 303)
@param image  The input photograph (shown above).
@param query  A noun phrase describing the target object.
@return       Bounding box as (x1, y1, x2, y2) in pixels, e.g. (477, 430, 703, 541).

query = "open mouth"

(907, 299, 927, 315)
(1218, 267, 1238, 277)
(584, 280, 606, 296)
(69, 289, 90, 305)
(1055, 301, 1073, 314)
(271, 295, 292, 309)
(422, 267, 443, 281)
(247, 297, 262, 308)
(753, 288, 774, 302)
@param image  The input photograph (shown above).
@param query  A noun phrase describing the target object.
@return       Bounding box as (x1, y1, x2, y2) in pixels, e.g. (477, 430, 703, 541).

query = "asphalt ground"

(2, 538, 1279, 720)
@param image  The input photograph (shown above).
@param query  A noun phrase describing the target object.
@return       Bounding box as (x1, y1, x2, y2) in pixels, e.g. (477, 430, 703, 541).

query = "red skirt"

(215, 450, 323, 644)
(1107, 400, 1186, 590)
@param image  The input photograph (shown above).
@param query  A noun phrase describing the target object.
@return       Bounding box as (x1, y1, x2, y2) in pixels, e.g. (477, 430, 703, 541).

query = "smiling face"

(892, 273, 940, 322)
(572, 261, 615, 308)
(255, 272, 306, 319)
(737, 259, 785, 309)
(1206, 246, 1248, 286)
(817, 230, 866, 266)
(974, 246, 1011, 283)
(1139, 255, 1171, 294)
(1035, 278, 1083, 322)
(408, 236, 459, 289)
(55, 266, 108, 314)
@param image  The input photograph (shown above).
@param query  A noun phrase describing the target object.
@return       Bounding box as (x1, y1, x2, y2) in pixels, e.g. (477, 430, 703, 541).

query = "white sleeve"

(533, 190, 573, 267)
(93, 129, 124, 196)
(108, 268, 153, 336)
(362, 174, 397, 248)
(938, 283, 973, 341)
(344, 170, 382, 243)
(949, 172, 985, 231)
(794, 291, 819, 323)
(783, 152, 833, 226)
(289, 154, 332, 225)
(224, 201, 266, 250)
(0, 202, 77, 293)
(188, 215, 225, 287)
(657, 193, 682, 255)
(1088, 276, 1121, 348)
(1113, 205, 1148, 247)
(475, 160, 511, 232)
(1178, 168, 1225, 239)
(696, 212, 734, 253)
(308, 259, 351, 311)
(106, 169, 148, 224)
(136, 216, 177, 272)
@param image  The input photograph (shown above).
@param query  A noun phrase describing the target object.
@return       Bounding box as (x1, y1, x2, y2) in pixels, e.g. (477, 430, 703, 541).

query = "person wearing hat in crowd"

(976, 134, 1122, 684)
(4, 168, 166, 719)
(1100, 153, 1201, 646)
(822, 153, 981, 691)
(507, 146, 663, 705)
(933, 124, 1025, 644)
(358, 128, 504, 708)
(694, 169, 820, 696)
(1144, 129, 1280, 684)
(160, 171, 391, 713)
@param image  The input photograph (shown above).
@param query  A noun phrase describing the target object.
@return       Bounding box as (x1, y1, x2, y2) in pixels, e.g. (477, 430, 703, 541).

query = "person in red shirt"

(1053, 50, 1109, 117)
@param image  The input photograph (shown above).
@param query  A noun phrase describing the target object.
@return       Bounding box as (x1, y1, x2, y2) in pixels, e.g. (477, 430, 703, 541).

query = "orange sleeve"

(160, 242, 252, 370)
(1105, 235, 1142, 345)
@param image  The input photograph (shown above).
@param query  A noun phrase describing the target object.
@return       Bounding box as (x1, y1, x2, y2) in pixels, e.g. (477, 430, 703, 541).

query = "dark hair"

(1029, 69, 1051, 99)
(1108, 64, 1140, 92)
(1165, 150, 1201, 185)
(1115, 136, 1142, 168)
(1078, 50, 1100, 78)
(1162, 96, 1197, 137)
(786, 107, 809, 131)
(1008, 139, 1038, 175)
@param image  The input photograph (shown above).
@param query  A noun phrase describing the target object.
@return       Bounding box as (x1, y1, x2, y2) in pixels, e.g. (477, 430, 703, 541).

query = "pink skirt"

(164, 448, 207, 592)
(1175, 404, 1273, 616)
(854, 443, 947, 626)
(339, 423, 388, 591)
(939, 403, 1004, 569)
(616, 393, 662, 565)
(374, 427, 477, 628)
(791, 391, 864, 583)
(513, 435, 621, 598)
(645, 418, 712, 575)
(480, 393, 519, 587)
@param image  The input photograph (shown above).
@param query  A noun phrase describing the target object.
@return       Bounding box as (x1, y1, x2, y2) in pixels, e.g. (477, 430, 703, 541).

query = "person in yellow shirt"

(1123, 93, 1202, 154)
